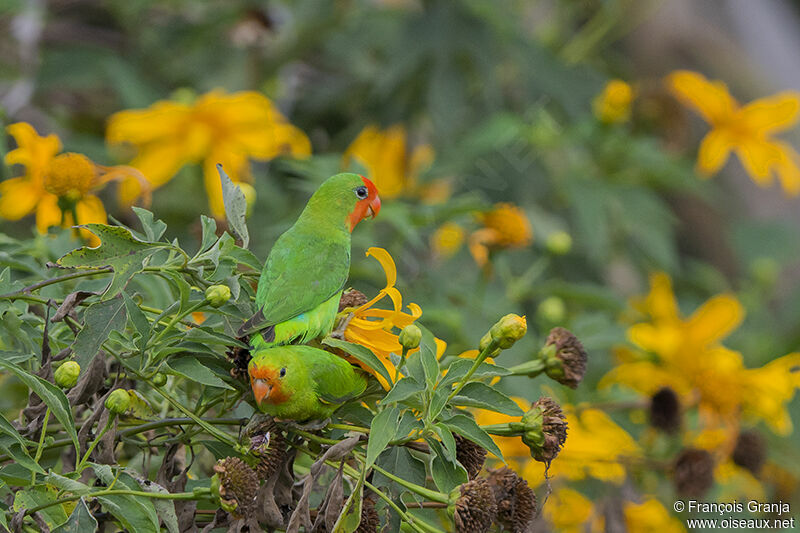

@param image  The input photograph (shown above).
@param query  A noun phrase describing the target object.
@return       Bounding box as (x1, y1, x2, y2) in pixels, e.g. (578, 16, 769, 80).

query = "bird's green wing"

(308, 350, 367, 405)
(251, 228, 350, 330)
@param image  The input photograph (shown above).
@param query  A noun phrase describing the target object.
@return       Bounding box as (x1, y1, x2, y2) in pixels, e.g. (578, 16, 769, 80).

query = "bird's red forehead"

(361, 175, 378, 195)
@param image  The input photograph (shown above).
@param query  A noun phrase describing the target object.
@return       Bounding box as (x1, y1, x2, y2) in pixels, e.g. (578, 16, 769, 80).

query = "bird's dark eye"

(279, 367, 286, 378)
(354, 186, 368, 199)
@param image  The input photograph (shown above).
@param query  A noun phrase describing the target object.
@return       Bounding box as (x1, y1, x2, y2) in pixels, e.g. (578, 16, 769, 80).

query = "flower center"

(44, 153, 95, 199)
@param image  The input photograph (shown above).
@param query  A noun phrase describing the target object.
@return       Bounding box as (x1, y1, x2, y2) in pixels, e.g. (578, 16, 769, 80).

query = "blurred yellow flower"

(1, 122, 148, 246)
(624, 499, 685, 533)
(107, 90, 311, 216)
(469, 203, 533, 267)
(544, 487, 599, 533)
(342, 247, 422, 389)
(602, 272, 800, 434)
(342, 124, 437, 199)
(593, 79, 634, 123)
(430, 222, 465, 259)
(667, 70, 800, 195)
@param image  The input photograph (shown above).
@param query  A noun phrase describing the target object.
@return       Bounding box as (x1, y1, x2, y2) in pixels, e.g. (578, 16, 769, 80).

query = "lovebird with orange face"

(248, 345, 367, 420)
(238, 173, 380, 347)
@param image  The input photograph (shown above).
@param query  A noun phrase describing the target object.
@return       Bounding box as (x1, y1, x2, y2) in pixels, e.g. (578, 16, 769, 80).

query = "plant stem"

(507, 358, 546, 377)
(446, 339, 500, 403)
(395, 346, 410, 382)
(146, 299, 208, 351)
(31, 408, 50, 484)
(363, 460, 448, 504)
(24, 488, 211, 517)
(77, 416, 115, 472)
(327, 423, 369, 434)
(0, 268, 113, 299)
(118, 417, 247, 439)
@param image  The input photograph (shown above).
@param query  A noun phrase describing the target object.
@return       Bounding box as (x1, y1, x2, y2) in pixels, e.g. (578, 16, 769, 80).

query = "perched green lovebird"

(248, 345, 368, 420)
(238, 173, 381, 347)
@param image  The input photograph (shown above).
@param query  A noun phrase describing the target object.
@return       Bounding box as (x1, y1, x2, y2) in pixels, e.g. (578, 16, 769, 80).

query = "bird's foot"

(330, 313, 354, 340)
(277, 417, 331, 432)
(244, 413, 275, 437)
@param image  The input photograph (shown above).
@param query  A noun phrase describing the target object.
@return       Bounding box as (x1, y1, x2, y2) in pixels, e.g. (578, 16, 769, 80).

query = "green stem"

(25, 488, 211, 517)
(290, 429, 341, 446)
(77, 416, 115, 472)
(146, 299, 208, 351)
(0, 268, 113, 300)
(395, 346, 410, 382)
(366, 461, 448, 504)
(118, 417, 247, 439)
(327, 423, 369, 434)
(446, 339, 500, 403)
(480, 423, 521, 437)
(507, 358, 546, 377)
(31, 408, 50, 484)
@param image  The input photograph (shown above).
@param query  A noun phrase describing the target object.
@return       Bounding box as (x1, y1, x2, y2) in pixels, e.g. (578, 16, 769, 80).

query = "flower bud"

(478, 332, 499, 356)
(151, 373, 167, 387)
(537, 296, 566, 324)
(489, 314, 527, 350)
(105, 389, 131, 415)
(205, 284, 231, 308)
(545, 231, 572, 255)
(54, 361, 80, 388)
(398, 324, 422, 351)
(541, 327, 587, 389)
(521, 397, 567, 464)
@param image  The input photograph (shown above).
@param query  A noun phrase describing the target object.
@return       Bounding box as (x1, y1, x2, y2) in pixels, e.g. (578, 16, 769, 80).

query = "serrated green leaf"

(373, 446, 426, 497)
(197, 215, 218, 254)
(218, 164, 249, 248)
(14, 485, 70, 529)
(0, 360, 79, 458)
(451, 382, 524, 416)
(122, 292, 150, 350)
(71, 297, 126, 376)
(443, 414, 503, 460)
(365, 407, 399, 470)
(57, 224, 169, 296)
(92, 464, 160, 533)
(131, 207, 167, 242)
(322, 337, 393, 387)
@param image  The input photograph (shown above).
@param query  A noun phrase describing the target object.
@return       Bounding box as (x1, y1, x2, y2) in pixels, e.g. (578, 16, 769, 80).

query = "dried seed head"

(356, 495, 380, 533)
(455, 434, 488, 480)
(732, 431, 766, 475)
(250, 431, 287, 481)
(452, 478, 497, 533)
(225, 343, 251, 380)
(521, 396, 568, 464)
(674, 448, 714, 498)
(649, 387, 681, 433)
(487, 467, 537, 533)
(339, 289, 368, 311)
(543, 327, 587, 388)
(213, 457, 259, 517)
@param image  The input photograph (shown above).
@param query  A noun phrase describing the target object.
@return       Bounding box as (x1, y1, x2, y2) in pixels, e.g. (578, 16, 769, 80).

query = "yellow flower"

(601, 272, 800, 433)
(593, 79, 634, 123)
(667, 70, 800, 195)
(468, 203, 533, 267)
(430, 222, 465, 259)
(1, 122, 148, 246)
(107, 90, 311, 216)
(544, 488, 601, 533)
(538, 407, 641, 484)
(342, 124, 436, 199)
(624, 499, 686, 533)
(342, 247, 422, 389)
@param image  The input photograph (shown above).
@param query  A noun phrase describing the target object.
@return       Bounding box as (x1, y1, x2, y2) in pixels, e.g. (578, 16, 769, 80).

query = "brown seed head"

(453, 478, 497, 533)
(732, 430, 766, 475)
(213, 457, 259, 517)
(674, 448, 714, 498)
(250, 430, 287, 481)
(356, 495, 380, 533)
(649, 387, 681, 433)
(455, 434, 488, 480)
(543, 327, 587, 388)
(522, 396, 568, 464)
(339, 289, 368, 312)
(487, 467, 537, 533)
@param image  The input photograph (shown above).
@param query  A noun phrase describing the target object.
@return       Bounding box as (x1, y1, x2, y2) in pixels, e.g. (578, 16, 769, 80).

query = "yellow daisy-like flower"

(601, 272, 800, 434)
(544, 487, 600, 533)
(342, 124, 439, 200)
(107, 89, 311, 216)
(666, 70, 800, 195)
(624, 499, 686, 533)
(430, 222, 465, 259)
(593, 79, 635, 124)
(468, 203, 533, 267)
(342, 247, 423, 389)
(1, 122, 148, 246)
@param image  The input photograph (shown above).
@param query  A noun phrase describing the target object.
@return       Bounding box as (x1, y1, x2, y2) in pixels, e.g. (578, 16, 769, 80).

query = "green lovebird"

(238, 173, 381, 347)
(248, 345, 367, 420)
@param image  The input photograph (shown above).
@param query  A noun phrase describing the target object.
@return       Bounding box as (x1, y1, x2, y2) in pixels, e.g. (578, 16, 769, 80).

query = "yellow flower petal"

(75, 195, 107, 246)
(774, 142, 800, 196)
(686, 294, 744, 347)
(735, 138, 784, 186)
(365, 247, 397, 288)
(644, 272, 680, 321)
(738, 92, 800, 135)
(35, 194, 62, 234)
(0, 177, 42, 220)
(5, 123, 61, 186)
(666, 70, 737, 125)
(696, 130, 733, 176)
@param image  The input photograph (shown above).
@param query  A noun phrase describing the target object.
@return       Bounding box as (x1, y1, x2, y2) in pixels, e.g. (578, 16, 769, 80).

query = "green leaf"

(217, 164, 249, 248)
(198, 215, 218, 254)
(13, 485, 70, 530)
(451, 382, 524, 416)
(0, 436, 44, 474)
(440, 359, 511, 389)
(443, 414, 503, 461)
(57, 224, 169, 297)
(184, 326, 248, 348)
(167, 356, 234, 390)
(332, 474, 363, 533)
(427, 387, 449, 421)
(123, 292, 150, 350)
(92, 464, 160, 533)
(322, 337, 393, 387)
(365, 407, 399, 470)
(44, 472, 91, 495)
(0, 412, 35, 450)
(427, 438, 468, 493)
(131, 207, 167, 242)
(52, 498, 98, 533)
(71, 297, 127, 376)
(380, 377, 425, 405)
(198, 440, 242, 460)
(0, 360, 79, 458)
(374, 446, 426, 497)
(134, 478, 179, 533)
(418, 326, 438, 390)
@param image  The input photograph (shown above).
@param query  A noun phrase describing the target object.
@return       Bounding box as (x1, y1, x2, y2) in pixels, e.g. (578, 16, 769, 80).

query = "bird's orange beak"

(251, 378, 272, 405)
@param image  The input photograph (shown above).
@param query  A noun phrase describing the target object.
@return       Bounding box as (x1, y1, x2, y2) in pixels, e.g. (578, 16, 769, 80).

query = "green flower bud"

(537, 296, 566, 324)
(521, 397, 567, 464)
(545, 231, 572, 255)
(489, 314, 527, 350)
(105, 389, 131, 415)
(54, 361, 80, 388)
(151, 373, 167, 387)
(205, 284, 231, 308)
(398, 324, 422, 350)
(478, 332, 500, 357)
